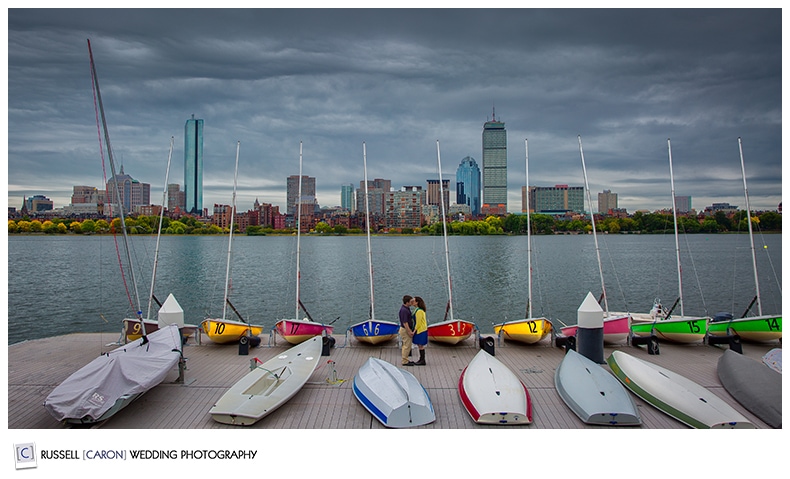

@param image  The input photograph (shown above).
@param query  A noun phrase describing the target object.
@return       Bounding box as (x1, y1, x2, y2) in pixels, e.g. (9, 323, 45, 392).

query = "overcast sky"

(6, 7, 783, 215)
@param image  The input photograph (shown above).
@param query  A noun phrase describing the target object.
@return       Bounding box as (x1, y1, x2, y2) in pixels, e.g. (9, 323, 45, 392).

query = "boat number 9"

(686, 321, 701, 333)
(214, 322, 226, 335)
(765, 318, 780, 331)
(130, 322, 142, 335)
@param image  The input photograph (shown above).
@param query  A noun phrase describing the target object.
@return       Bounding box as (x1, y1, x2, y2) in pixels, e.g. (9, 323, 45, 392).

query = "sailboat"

(209, 335, 323, 425)
(630, 139, 709, 344)
(426, 140, 476, 344)
(201, 142, 265, 344)
(43, 39, 185, 424)
(275, 142, 334, 344)
(493, 139, 552, 344)
(707, 138, 782, 342)
(123, 137, 199, 343)
(348, 142, 399, 344)
(560, 136, 631, 344)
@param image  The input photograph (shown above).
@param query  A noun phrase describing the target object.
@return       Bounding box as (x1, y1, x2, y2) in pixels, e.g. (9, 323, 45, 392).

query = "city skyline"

(7, 9, 782, 214)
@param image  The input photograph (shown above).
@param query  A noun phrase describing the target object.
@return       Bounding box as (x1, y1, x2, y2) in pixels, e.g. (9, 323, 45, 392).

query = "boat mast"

(738, 137, 762, 316)
(667, 139, 685, 317)
(88, 39, 144, 327)
(525, 139, 533, 320)
(146, 136, 175, 320)
(436, 140, 454, 322)
(221, 141, 241, 321)
(578, 135, 609, 315)
(363, 142, 376, 321)
(295, 141, 303, 321)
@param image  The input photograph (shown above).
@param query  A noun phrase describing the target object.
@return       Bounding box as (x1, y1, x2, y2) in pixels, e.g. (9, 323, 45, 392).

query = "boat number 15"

(686, 321, 701, 333)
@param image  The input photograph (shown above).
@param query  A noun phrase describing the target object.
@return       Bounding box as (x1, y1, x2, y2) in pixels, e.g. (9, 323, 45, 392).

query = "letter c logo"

(20, 447, 31, 459)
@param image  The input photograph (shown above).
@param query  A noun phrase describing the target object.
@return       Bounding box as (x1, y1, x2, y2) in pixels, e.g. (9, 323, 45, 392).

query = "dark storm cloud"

(6, 8, 782, 213)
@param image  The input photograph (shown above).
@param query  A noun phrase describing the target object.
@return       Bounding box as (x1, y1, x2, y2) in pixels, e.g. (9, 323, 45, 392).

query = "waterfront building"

(69, 186, 103, 216)
(287, 175, 317, 216)
(168, 184, 186, 213)
(455, 156, 481, 216)
(704, 202, 738, 215)
(386, 186, 423, 229)
(105, 166, 150, 217)
(482, 110, 507, 213)
(184, 115, 204, 215)
(341, 184, 355, 212)
(426, 179, 450, 214)
(674, 195, 692, 214)
(355, 178, 390, 218)
(598, 189, 618, 214)
(212, 204, 247, 232)
(532, 185, 584, 214)
(25, 195, 54, 212)
(71, 186, 100, 204)
(449, 202, 471, 219)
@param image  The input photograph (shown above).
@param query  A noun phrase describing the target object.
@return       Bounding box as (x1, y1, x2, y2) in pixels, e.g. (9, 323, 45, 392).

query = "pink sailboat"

(274, 142, 333, 345)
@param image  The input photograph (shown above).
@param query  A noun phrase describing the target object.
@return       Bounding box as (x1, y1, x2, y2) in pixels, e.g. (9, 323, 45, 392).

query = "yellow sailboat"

(202, 142, 264, 345)
(493, 140, 552, 345)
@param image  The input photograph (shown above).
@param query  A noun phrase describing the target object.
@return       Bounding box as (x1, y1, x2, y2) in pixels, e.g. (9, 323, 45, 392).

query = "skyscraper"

(184, 115, 204, 215)
(456, 156, 481, 216)
(598, 189, 618, 214)
(341, 184, 355, 212)
(426, 179, 450, 213)
(105, 165, 150, 216)
(482, 110, 507, 214)
(287, 175, 317, 215)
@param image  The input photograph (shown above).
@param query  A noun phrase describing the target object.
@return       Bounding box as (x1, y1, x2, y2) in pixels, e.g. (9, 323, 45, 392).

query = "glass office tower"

(456, 156, 481, 216)
(184, 115, 204, 215)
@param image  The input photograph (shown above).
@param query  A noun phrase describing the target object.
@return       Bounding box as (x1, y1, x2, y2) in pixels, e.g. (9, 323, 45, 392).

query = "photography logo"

(14, 443, 37, 469)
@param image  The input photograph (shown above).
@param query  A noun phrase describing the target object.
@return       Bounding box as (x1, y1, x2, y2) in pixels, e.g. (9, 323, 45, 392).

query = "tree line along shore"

(8, 209, 781, 236)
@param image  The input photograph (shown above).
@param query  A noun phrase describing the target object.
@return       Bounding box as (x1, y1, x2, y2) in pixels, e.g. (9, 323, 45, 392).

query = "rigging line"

(90, 48, 134, 314)
(753, 224, 782, 296)
(598, 232, 629, 312)
(679, 223, 709, 316)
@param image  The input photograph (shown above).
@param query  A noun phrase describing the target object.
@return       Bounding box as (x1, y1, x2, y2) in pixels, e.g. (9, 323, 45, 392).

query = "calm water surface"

(7, 233, 783, 345)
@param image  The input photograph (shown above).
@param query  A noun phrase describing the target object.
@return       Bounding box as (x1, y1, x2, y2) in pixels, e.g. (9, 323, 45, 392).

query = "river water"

(7, 233, 782, 345)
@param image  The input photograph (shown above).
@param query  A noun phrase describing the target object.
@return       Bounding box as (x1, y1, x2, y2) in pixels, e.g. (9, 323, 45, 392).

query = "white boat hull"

(607, 350, 755, 429)
(458, 349, 532, 425)
(555, 349, 641, 426)
(718, 349, 781, 428)
(353, 357, 435, 428)
(209, 336, 322, 425)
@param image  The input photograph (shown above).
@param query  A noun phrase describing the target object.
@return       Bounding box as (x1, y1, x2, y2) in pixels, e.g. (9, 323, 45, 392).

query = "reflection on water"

(7, 233, 782, 344)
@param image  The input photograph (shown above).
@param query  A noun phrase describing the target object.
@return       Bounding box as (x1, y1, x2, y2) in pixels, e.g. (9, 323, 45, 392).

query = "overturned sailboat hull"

(353, 357, 435, 428)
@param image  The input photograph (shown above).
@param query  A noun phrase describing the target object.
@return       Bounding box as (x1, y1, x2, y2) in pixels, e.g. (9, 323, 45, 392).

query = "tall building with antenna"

(482, 108, 507, 215)
(184, 115, 204, 215)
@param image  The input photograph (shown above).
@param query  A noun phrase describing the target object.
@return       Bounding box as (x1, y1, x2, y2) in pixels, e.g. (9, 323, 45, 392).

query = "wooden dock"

(8, 331, 779, 429)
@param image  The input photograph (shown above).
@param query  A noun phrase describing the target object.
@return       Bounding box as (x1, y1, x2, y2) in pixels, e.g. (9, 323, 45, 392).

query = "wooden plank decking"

(8, 331, 779, 429)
